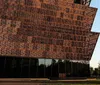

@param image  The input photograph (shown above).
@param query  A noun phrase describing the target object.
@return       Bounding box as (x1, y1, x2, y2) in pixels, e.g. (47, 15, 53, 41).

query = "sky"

(90, 0, 100, 68)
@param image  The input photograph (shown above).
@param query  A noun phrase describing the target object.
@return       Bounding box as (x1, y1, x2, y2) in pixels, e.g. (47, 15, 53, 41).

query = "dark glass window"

(59, 60, 65, 73)
(5, 57, 14, 77)
(21, 58, 29, 78)
(74, 0, 81, 4)
(51, 59, 59, 78)
(0, 57, 90, 78)
(11, 58, 18, 78)
(14, 57, 22, 78)
(30, 58, 38, 78)
(65, 60, 71, 77)
(0, 57, 5, 77)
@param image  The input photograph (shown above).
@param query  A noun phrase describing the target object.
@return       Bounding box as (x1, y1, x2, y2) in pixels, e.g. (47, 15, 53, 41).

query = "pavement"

(0, 78, 88, 82)
(0, 78, 98, 85)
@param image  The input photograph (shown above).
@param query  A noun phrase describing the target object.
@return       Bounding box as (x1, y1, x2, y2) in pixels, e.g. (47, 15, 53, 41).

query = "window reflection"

(38, 59, 45, 77)
(45, 59, 52, 77)
(65, 60, 71, 77)
(59, 59, 65, 73)
(45, 59, 52, 67)
(0, 57, 90, 78)
(52, 59, 59, 78)
(39, 59, 45, 65)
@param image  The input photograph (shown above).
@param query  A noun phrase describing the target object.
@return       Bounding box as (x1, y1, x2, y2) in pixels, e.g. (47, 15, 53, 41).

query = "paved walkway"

(0, 78, 97, 82)
(0, 78, 98, 85)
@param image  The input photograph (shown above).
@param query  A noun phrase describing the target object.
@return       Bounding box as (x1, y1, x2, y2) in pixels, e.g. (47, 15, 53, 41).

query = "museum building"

(0, 0, 99, 78)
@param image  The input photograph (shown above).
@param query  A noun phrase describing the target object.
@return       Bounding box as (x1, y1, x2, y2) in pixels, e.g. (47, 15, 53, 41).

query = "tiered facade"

(0, 0, 99, 78)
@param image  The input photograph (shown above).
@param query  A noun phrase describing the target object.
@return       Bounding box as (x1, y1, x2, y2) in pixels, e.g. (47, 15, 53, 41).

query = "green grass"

(39, 79, 100, 85)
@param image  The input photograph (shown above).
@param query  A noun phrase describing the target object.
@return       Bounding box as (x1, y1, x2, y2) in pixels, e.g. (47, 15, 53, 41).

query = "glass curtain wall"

(0, 56, 90, 78)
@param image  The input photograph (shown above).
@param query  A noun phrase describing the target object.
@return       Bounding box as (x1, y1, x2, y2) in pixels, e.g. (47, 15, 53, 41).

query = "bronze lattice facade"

(0, 0, 99, 78)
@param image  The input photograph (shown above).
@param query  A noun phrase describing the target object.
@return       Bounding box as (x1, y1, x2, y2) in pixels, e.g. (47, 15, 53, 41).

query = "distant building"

(0, 0, 99, 78)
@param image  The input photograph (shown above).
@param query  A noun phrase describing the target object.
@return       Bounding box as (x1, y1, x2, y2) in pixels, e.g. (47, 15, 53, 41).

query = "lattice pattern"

(0, 0, 99, 60)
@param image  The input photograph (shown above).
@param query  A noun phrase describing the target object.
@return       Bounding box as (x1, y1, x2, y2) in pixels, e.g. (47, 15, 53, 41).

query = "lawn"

(51, 84, 100, 85)
(40, 79, 100, 85)
(41, 83, 100, 85)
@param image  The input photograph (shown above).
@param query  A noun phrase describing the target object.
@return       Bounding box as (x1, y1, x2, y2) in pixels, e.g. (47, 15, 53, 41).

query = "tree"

(93, 68, 99, 77)
(90, 67, 94, 76)
(98, 61, 100, 76)
(51, 59, 56, 65)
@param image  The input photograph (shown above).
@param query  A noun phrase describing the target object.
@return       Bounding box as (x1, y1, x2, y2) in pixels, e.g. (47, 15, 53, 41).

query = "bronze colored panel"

(0, 0, 99, 61)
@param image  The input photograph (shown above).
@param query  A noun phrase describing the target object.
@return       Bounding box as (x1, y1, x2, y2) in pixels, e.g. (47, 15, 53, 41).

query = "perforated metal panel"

(0, 0, 98, 60)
